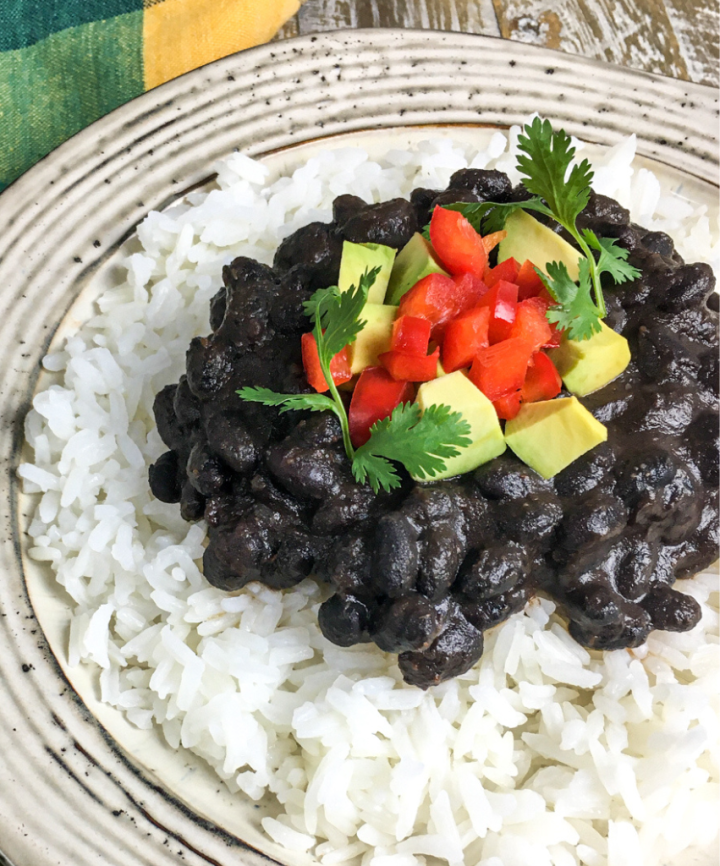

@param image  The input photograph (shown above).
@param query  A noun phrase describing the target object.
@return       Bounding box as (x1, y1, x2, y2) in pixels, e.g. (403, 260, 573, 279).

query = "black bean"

(187, 441, 230, 496)
(148, 450, 182, 503)
(180, 481, 206, 521)
(273, 222, 342, 289)
(569, 605, 652, 650)
(373, 596, 447, 653)
(496, 492, 563, 545)
(659, 263, 715, 313)
(204, 411, 259, 476)
(448, 169, 513, 202)
(319, 594, 374, 647)
(398, 607, 484, 690)
(553, 443, 616, 498)
(474, 456, 553, 500)
(153, 384, 184, 451)
(332, 194, 367, 226)
(416, 523, 466, 600)
(455, 542, 528, 601)
(209, 286, 226, 331)
(373, 512, 420, 598)
(460, 585, 530, 632)
(641, 585, 701, 632)
(558, 494, 628, 553)
(341, 199, 418, 249)
(615, 538, 656, 601)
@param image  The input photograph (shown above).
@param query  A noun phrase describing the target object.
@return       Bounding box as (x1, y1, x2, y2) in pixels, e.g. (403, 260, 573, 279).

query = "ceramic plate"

(0, 29, 717, 866)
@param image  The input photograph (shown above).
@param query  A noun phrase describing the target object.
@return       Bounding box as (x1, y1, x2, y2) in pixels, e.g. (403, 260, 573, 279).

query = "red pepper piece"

(379, 347, 440, 382)
(301, 332, 352, 393)
(397, 272, 457, 329)
(392, 315, 432, 356)
(516, 259, 545, 300)
(349, 367, 415, 447)
(544, 320, 563, 348)
(441, 306, 491, 373)
(510, 297, 553, 352)
(468, 338, 534, 402)
(520, 352, 563, 403)
(429, 206, 488, 276)
(484, 257, 520, 289)
(493, 392, 522, 421)
(479, 279, 518, 344)
(398, 273, 487, 341)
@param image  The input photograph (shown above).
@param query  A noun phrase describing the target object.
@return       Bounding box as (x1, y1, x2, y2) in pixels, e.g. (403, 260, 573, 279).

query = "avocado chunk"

(414, 371, 506, 480)
(350, 304, 397, 374)
(548, 322, 631, 397)
(386, 233, 449, 305)
(339, 241, 397, 304)
(504, 397, 608, 479)
(497, 210, 581, 281)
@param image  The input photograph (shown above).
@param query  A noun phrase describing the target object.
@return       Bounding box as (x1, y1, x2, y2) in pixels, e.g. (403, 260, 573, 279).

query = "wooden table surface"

(278, 0, 718, 87)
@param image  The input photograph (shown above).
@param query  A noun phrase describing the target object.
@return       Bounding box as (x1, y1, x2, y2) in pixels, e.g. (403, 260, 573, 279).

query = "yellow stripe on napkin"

(143, 0, 301, 90)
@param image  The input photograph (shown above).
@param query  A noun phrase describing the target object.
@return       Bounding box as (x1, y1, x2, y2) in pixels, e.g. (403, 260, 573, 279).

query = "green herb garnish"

(441, 118, 641, 341)
(352, 402, 471, 493)
(238, 267, 470, 493)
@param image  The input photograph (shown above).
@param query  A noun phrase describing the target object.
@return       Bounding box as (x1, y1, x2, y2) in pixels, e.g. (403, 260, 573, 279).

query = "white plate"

(0, 30, 717, 866)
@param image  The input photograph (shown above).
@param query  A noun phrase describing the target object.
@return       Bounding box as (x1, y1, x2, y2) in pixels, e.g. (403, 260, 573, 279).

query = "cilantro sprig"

(237, 267, 470, 493)
(443, 117, 640, 340)
(353, 402, 471, 493)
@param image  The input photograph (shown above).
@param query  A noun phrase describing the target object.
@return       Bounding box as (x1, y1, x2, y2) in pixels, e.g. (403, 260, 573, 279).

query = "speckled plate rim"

(0, 28, 718, 866)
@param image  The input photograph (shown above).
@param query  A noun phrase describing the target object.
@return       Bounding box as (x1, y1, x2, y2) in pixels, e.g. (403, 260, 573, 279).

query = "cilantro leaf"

(303, 268, 377, 360)
(516, 117, 593, 228)
(582, 230, 641, 284)
(352, 402, 472, 493)
(539, 259, 602, 341)
(442, 198, 553, 235)
(237, 386, 341, 417)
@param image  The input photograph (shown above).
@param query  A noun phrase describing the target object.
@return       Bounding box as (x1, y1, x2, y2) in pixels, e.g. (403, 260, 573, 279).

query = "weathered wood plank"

(281, 0, 717, 87)
(297, 0, 502, 36)
(274, 14, 300, 41)
(490, 0, 717, 84)
(663, 0, 719, 86)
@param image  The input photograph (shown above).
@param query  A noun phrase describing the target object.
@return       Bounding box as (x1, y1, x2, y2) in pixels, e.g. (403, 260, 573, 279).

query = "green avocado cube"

(498, 210, 582, 281)
(385, 233, 448, 305)
(339, 241, 397, 304)
(547, 322, 631, 397)
(414, 371, 506, 481)
(350, 304, 397, 374)
(504, 397, 608, 479)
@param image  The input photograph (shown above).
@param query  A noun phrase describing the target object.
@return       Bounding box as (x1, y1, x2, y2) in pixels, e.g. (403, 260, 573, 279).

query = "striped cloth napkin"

(0, 0, 302, 192)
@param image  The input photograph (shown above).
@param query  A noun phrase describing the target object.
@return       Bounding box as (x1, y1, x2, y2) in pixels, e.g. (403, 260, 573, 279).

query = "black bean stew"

(149, 170, 719, 689)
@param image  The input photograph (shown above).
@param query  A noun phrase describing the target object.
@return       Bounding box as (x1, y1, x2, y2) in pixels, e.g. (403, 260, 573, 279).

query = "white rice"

(19, 122, 720, 866)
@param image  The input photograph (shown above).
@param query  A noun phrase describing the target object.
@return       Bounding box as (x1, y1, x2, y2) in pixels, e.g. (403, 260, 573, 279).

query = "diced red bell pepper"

(397, 272, 487, 340)
(516, 259, 545, 300)
(468, 338, 534, 402)
(441, 306, 490, 373)
(379, 347, 439, 382)
(392, 315, 431, 356)
(349, 366, 415, 448)
(301, 332, 352, 393)
(510, 297, 553, 352)
(478, 279, 518, 344)
(397, 272, 456, 328)
(520, 352, 563, 403)
(482, 230, 507, 255)
(493, 392, 522, 421)
(429, 206, 488, 276)
(544, 320, 563, 348)
(483, 257, 519, 289)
